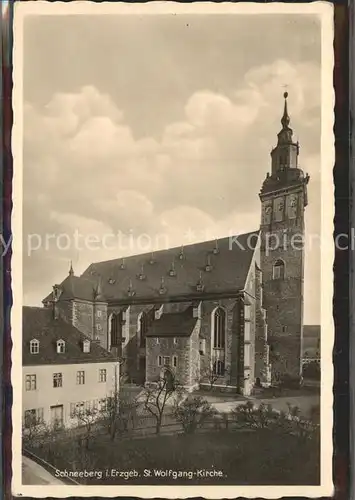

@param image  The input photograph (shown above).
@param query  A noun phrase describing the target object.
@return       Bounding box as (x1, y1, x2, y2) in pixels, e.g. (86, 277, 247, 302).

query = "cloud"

(23, 59, 321, 323)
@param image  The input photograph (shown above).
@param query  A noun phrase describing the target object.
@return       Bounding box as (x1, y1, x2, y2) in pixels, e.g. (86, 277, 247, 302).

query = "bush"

(302, 361, 320, 380)
(174, 396, 216, 434)
(232, 401, 279, 429)
(309, 403, 320, 424)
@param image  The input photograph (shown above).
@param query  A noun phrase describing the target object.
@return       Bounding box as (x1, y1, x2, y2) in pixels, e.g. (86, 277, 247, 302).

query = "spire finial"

(69, 261, 74, 276)
(281, 91, 290, 129)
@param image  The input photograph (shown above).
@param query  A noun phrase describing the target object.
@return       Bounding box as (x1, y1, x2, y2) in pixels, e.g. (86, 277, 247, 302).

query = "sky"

(21, 12, 322, 324)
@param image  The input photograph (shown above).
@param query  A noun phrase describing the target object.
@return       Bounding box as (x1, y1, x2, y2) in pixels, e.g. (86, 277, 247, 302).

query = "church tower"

(259, 92, 310, 382)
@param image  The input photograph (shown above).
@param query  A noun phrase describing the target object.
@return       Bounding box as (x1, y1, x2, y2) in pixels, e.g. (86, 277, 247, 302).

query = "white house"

(22, 306, 119, 429)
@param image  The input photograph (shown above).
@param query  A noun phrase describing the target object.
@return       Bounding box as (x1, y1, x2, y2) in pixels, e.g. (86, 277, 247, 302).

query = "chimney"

(52, 285, 62, 320)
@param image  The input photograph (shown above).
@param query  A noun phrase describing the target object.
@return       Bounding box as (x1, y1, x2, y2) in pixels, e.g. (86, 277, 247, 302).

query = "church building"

(41, 93, 310, 396)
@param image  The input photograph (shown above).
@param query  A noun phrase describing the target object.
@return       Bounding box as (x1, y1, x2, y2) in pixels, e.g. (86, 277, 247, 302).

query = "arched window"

(30, 339, 39, 354)
(56, 339, 65, 354)
(213, 308, 226, 349)
(272, 259, 285, 280)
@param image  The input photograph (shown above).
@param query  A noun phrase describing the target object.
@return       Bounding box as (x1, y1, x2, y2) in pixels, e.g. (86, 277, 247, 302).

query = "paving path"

(22, 456, 65, 485)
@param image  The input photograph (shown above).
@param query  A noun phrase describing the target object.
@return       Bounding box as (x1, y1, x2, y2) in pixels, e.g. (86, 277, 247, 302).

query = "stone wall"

(146, 335, 192, 387)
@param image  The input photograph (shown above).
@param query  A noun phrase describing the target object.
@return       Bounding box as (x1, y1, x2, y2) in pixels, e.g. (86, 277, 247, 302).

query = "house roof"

(303, 325, 321, 338)
(42, 275, 99, 303)
(45, 231, 258, 304)
(146, 307, 198, 338)
(23, 306, 116, 366)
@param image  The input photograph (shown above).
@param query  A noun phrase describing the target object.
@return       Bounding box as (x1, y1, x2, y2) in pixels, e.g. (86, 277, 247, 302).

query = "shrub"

(309, 403, 320, 424)
(232, 401, 279, 429)
(174, 396, 216, 434)
(303, 361, 320, 380)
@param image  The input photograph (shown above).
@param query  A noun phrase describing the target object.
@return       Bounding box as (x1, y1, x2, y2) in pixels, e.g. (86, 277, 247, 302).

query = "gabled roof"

(146, 307, 197, 338)
(42, 275, 98, 303)
(23, 306, 115, 366)
(78, 231, 259, 303)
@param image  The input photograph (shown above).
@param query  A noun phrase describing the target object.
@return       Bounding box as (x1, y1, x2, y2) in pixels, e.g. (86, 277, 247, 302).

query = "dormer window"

(83, 340, 90, 353)
(30, 339, 39, 354)
(178, 246, 184, 260)
(52, 285, 62, 301)
(127, 279, 136, 297)
(213, 240, 220, 255)
(196, 272, 204, 292)
(168, 259, 176, 277)
(205, 254, 213, 272)
(159, 277, 166, 295)
(137, 264, 146, 281)
(56, 339, 65, 354)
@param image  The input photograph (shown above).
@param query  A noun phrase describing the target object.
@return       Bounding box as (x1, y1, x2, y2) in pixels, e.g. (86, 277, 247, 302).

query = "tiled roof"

(42, 275, 98, 303)
(76, 231, 258, 303)
(23, 306, 116, 366)
(146, 306, 197, 338)
(303, 325, 320, 338)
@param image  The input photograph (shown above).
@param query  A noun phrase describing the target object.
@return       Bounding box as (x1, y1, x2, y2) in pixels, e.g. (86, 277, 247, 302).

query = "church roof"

(42, 275, 104, 304)
(146, 307, 197, 338)
(42, 231, 258, 304)
(81, 231, 259, 303)
(23, 306, 115, 366)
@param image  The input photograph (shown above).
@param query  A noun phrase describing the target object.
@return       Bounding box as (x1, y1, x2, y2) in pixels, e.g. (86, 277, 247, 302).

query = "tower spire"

(281, 91, 290, 129)
(69, 261, 74, 276)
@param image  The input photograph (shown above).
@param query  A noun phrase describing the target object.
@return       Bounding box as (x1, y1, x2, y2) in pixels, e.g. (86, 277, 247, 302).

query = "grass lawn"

(33, 427, 320, 485)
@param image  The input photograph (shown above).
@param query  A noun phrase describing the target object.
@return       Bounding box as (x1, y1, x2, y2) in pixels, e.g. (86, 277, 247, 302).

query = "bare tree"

(174, 396, 216, 434)
(141, 370, 185, 434)
(72, 406, 99, 450)
(99, 389, 139, 441)
(200, 364, 230, 391)
(22, 415, 50, 450)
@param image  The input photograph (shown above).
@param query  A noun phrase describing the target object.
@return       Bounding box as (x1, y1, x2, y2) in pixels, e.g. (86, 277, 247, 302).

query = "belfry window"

(213, 308, 226, 349)
(272, 260, 285, 280)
